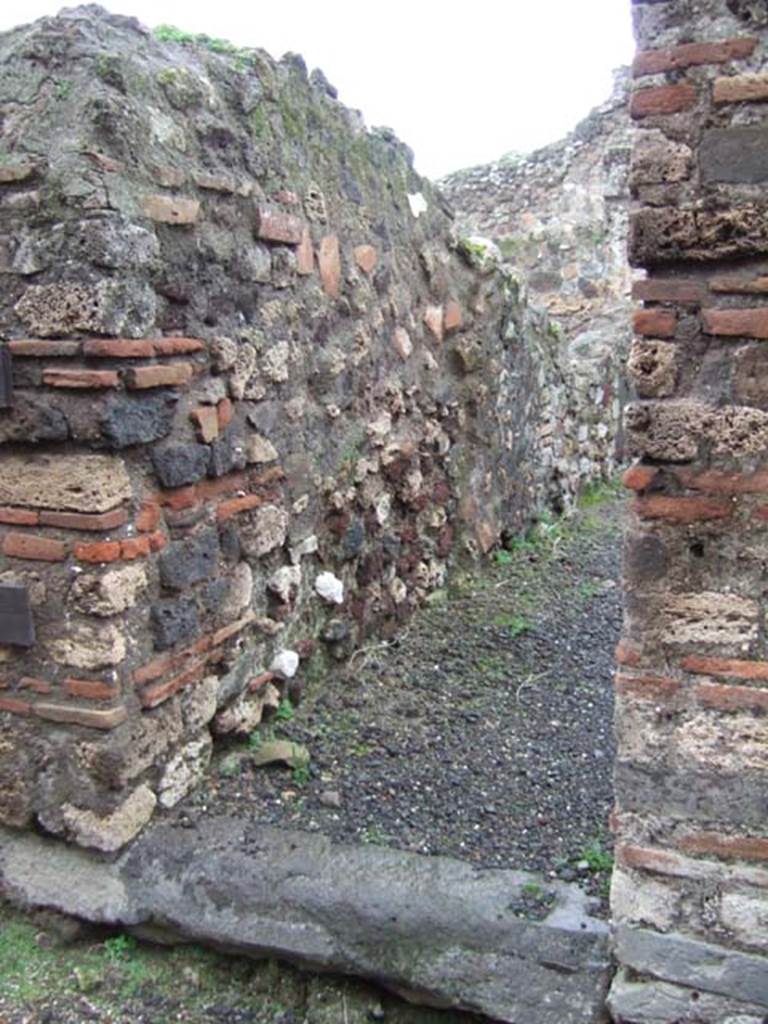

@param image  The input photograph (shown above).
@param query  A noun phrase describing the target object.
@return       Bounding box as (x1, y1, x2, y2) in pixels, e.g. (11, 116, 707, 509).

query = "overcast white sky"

(0, 1, 635, 178)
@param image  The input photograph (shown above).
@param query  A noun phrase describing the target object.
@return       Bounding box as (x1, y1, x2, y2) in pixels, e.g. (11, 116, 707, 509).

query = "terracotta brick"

(217, 398, 234, 430)
(8, 339, 81, 357)
(190, 405, 219, 442)
(0, 695, 31, 715)
(318, 235, 341, 298)
(631, 279, 705, 304)
(2, 533, 67, 561)
(702, 307, 768, 338)
(73, 540, 121, 563)
(630, 83, 697, 119)
(216, 494, 263, 521)
(615, 639, 642, 667)
(695, 680, 768, 712)
(196, 472, 248, 501)
(444, 299, 463, 333)
(135, 500, 161, 533)
(18, 676, 51, 694)
(254, 207, 303, 244)
(272, 189, 299, 206)
(158, 486, 199, 511)
(633, 309, 677, 337)
(677, 832, 768, 863)
(63, 678, 116, 701)
(125, 364, 193, 389)
(709, 273, 768, 294)
(139, 659, 206, 709)
(82, 339, 155, 358)
(353, 244, 378, 274)
(212, 611, 257, 647)
(152, 337, 206, 355)
(132, 652, 175, 686)
(248, 670, 276, 692)
(714, 72, 768, 104)
(615, 672, 682, 701)
(633, 37, 757, 77)
(634, 494, 733, 523)
(0, 507, 39, 526)
(42, 368, 119, 389)
(296, 227, 314, 275)
(141, 194, 200, 225)
(616, 844, 716, 881)
(119, 536, 151, 560)
(622, 464, 658, 492)
(682, 654, 768, 681)
(34, 702, 128, 730)
(675, 467, 768, 494)
(39, 508, 128, 531)
(147, 530, 167, 552)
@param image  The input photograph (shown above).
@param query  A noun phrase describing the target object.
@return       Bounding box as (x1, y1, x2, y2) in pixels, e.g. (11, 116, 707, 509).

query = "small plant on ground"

(102, 932, 138, 964)
(579, 838, 613, 874)
(492, 613, 531, 638)
(275, 697, 295, 722)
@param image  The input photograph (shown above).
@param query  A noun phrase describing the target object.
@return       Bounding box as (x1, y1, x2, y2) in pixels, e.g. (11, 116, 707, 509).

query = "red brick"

(196, 472, 248, 501)
(82, 339, 155, 358)
(634, 494, 733, 523)
(119, 536, 151, 560)
(212, 611, 256, 647)
(140, 659, 206, 709)
(678, 832, 768, 863)
(124, 364, 193, 389)
(630, 83, 697, 118)
(190, 406, 219, 442)
(254, 207, 304, 244)
(272, 189, 299, 205)
(444, 299, 463, 334)
(216, 495, 263, 521)
(141, 194, 200, 224)
(633, 37, 757, 77)
(2, 533, 67, 561)
(73, 540, 121, 563)
(8, 339, 81, 357)
(39, 508, 128, 531)
(622, 463, 659, 492)
(681, 653, 768, 681)
(0, 507, 39, 526)
(632, 279, 705, 304)
(695, 680, 768, 711)
(709, 272, 768, 293)
(18, 676, 51, 694)
(249, 466, 286, 488)
(248, 671, 276, 692)
(158, 486, 199, 511)
(617, 844, 708, 879)
(152, 337, 206, 355)
(675, 467, 768, 494)
(318, 235, 341, 298)
(615, 672, 682, 701)
(0, 696, 31, 715)
(132, 652, 175, 686)
(34, 702, 128, 730)
(633, 309, 677, 337)
(217, 398, 234, 430)
(42, 368, 119, 389)
(63, 678, 116, 701)
(702, 307, 768, 338)
(135, 500, 161, 533)
(615, 639, 642, 667)
(353, 244, 378, 274)
(714, 72, 768, 104)
(296, 227, 315, 275)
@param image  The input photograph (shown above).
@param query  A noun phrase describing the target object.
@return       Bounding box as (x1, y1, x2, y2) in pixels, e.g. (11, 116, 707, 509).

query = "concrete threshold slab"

(0, 816, 612, 1024)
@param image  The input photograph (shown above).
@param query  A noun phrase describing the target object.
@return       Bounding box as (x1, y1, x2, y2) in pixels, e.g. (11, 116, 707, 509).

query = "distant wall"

(612, 0, 768, 1018)
(439, 74, 634, 508)
(0, 6, 585, 850)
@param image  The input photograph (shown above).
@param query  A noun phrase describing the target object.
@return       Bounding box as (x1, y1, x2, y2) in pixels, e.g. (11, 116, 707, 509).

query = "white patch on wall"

(408, 192, 428, 218)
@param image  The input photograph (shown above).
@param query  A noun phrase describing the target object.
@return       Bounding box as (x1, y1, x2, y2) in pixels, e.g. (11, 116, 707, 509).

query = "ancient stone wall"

(439, 74, 634, 508)
(0, 6, 576, 850)
(613, 1, 768, 1018)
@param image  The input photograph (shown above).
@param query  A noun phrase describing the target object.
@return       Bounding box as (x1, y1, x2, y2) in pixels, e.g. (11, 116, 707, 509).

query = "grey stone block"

(152, 442, 210, 489)
(158, 529, 220, 590)
(101, 393, 177, 448)
(608, 967, 768, 1024)
(150, 595, 199, 650)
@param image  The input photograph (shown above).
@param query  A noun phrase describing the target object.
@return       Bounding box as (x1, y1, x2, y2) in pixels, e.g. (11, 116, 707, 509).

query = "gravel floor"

(178, 491, 624, 911)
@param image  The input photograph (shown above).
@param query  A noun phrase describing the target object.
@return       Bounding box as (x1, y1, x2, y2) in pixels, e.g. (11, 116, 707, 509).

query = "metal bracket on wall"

(0, 585, 35, 647)
(0, 344, 11, 408)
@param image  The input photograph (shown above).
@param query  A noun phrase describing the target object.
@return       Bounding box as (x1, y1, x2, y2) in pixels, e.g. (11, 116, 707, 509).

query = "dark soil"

(180, 489, 624, 912)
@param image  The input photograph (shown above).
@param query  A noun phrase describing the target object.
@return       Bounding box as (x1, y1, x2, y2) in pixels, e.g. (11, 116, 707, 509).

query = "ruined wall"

(439, 74, 634, 507)
(613, 1, 768, 1018)
(0, 6, 569, 850)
